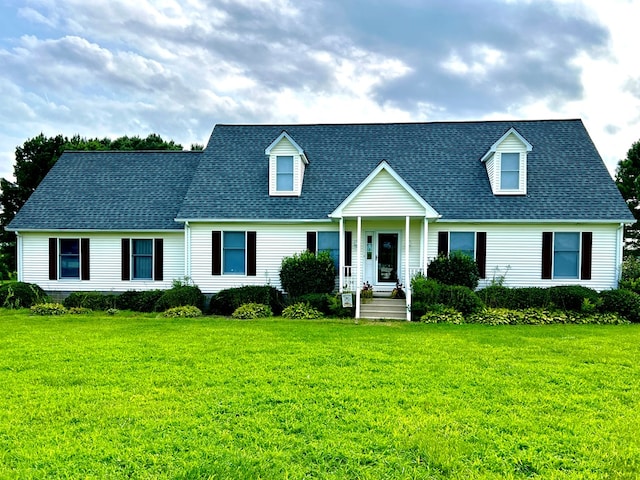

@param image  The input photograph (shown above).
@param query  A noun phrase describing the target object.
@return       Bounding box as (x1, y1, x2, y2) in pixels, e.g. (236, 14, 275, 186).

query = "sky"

(1, 0, 639, 182)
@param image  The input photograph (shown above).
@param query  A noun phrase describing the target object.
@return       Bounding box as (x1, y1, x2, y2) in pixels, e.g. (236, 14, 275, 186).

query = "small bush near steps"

(30, 303, 67, 316)
(231, 303, 272, 320)
(162, 306, 203, 318)
(282, 302, 324, 320)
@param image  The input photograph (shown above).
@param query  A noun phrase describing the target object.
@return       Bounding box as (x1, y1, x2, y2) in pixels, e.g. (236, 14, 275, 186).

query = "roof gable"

(480, 127, 533, 163)
(331, 160, 440, 218)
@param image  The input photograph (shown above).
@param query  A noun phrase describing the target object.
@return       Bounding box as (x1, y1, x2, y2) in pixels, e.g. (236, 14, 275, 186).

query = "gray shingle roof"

(8, 120, 633, 231)
(8, 150, 202, 230)
(177, 120, 632, 222)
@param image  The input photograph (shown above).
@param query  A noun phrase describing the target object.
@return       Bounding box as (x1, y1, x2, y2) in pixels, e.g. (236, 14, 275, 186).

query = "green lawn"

(1, 311, 639, 479)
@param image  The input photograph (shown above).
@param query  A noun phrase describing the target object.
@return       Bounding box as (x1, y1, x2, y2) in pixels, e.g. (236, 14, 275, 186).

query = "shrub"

(231, 303, 272, 319)
(420, 305, 464, 324)
(30, 303, 67, 316)
(468, 307, 630, 325)
(598, 289, 640, 323)
(279, 250, 337, 298)
(328, 293, 355, 318)
(115, 290, 164, 312)
(162, 306, 203, 318)
(294, 293, 332, 314)
(0, 282, 48, 309)
(282, 302, 324, 320)
(63, 292, 116, 311)
(106, 308, 119, 316)
(209, 285, 284, 316)
(619, 256, 640, 294)
(477, 285, 513, 309)
(410, 274, 442, 320)
(548, 285, 599, 312)
(507, 287, 552, 310)
(155, 284, 204, 311)
(438, 284, 484, 315)
(427, 252, 480, 290)
(68, 307, 92, 315)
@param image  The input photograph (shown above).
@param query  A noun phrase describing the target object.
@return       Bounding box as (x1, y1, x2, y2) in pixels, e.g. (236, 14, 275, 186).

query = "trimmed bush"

(279, 251, 337, 298)
(427, 252, 480, 290)
(155, 284, 204, 311)
(507, 287, 552, 310)
(438, 284, 484, 315)
(548, 285, 599, 312)
(598, 289, 640, 323)
(282, 302, 324, 320)
(162, 306, 203, 318)
(231, 303, 272, 320)
(209, 285, 284, 316)
(468, 307, 629, 326)
(0, 282, 48, 309)
(63, 292, 116, 311)
(30, 303, 67, 316)
(115, 290, 164, 312)
(477, 285, 513, 309)
(294, 293, 332, 314)
(328, 293, 355, 318)
(409, 274, 442, 320)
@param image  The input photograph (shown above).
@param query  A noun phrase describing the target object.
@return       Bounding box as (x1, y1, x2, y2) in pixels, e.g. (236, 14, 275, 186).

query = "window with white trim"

(553, 232, 580, 279)
(449, 232, 475, 259)
(276, 155, 294, 192)
(132, 239, 153, 280)
(59, 239, 80, 278)
(500, 153, 520, 190)
(223, 231, 246, 275)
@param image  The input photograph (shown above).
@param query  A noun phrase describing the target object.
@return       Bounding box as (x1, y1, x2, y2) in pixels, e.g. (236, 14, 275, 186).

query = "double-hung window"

(276, 155, 294, 192)
(449, 232, 475, 259)
(223, 232, 246, 275)
(132, 239, 153, 280)
(552, 232, 580, 279)
(318, 232, 340, 270)
(59, 239, 80, 278)
(500, 153, 520, 190)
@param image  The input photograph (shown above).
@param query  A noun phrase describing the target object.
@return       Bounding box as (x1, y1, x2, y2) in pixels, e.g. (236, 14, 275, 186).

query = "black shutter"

(247, 231, 257, 276)
(212, 231, 221, 275)
(49, 238, 57, 280)
(476, 232, 487, 279)
(344, 231, 352, 267)
(81, 238, 90, 281)
(542, 232, 553, 279)
(581, 232, 592, 280)
(154, 238, 163, 281)
(121, 238, 130, 281)
(307, 231, 317, 254)
(437, 232, 448, 257)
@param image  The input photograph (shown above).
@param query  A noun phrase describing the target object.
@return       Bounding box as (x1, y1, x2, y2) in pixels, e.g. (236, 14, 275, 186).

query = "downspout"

(184, 221, 191, 279)
(15, 231, 22, 282)
(616, 222, 624, 285)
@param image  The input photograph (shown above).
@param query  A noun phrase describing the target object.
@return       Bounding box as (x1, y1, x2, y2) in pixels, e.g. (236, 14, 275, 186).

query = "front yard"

(1, 311, 639, 479)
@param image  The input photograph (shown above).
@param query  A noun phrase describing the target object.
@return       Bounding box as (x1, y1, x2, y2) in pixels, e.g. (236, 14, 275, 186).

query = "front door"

(377, 233, 398, 283)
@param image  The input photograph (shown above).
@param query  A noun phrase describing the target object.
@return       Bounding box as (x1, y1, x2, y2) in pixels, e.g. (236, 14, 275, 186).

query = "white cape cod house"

(8, 120, 633, 319)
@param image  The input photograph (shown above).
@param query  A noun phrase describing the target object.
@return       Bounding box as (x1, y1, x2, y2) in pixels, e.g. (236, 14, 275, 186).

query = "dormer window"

(500, 152, 520, 190)
(276, 155, 294, 192)
(265, 131, 308, 197)
(481, 127, 532, 196)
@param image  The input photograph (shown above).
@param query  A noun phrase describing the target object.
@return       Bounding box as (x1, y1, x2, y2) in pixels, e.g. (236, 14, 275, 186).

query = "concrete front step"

(360, 297, 407, 320)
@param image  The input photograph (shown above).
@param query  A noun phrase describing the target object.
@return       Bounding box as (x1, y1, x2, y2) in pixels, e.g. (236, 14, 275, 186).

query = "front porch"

(359, 292, 407, 320)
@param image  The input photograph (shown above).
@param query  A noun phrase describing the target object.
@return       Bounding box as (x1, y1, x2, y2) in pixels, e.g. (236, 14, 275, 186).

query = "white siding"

(428, 223, 620, 291)
(20, 231, 184, 292)
(342, 170, 425, 217)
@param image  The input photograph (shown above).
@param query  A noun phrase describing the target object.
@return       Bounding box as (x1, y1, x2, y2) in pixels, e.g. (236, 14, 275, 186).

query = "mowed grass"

(1, 311, 639, 479)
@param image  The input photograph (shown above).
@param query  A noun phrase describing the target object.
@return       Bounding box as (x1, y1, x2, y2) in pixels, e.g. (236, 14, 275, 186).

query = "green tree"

(616, 139, 640, 255)
(0, 133, 183, 275)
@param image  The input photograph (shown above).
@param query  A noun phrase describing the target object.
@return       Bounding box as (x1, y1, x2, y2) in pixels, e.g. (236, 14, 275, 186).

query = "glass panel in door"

(377, 233, 398, 283)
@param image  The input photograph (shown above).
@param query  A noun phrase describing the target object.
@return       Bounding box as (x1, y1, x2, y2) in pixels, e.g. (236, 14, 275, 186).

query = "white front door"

(364, 231, 400, 287)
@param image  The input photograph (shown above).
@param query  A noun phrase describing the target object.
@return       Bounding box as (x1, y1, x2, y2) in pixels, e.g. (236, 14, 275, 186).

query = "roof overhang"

(480, 127, 533, 163)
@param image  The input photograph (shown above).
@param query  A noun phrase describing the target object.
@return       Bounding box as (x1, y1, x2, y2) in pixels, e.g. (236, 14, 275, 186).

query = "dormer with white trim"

(265, 131, 308, 196)
(481, 127, 533, 195)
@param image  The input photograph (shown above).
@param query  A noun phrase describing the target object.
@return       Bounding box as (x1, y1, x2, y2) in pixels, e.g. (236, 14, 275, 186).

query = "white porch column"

(339, 217, 345, 292)
(405, 216, 411, 321)
(16, 232, 23, 282)
(423, 218, 429, 274)
(355, 216, 362, 319)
